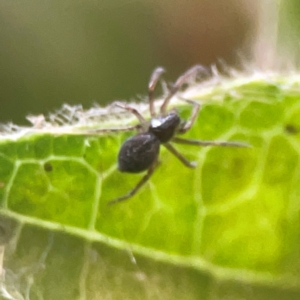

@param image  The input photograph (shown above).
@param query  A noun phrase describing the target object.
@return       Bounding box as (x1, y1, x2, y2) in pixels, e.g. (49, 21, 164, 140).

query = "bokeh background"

(0, 0, 259, 124)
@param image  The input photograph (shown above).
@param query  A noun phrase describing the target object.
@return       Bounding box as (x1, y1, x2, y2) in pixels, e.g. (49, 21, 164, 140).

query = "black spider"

(97, 66, 248, 205)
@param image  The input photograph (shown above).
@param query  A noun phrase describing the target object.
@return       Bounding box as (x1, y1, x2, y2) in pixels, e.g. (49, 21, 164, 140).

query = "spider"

(101, 65, 248, 205)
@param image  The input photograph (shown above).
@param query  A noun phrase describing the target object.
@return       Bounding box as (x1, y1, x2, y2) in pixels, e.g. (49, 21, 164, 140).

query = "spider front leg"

(160, 65, 208, 114)
(176, 97, 201, 134)
(87, 124, 142, 135)
(111, 101, 147, 125)
(86, 101, 147, 135)
(148, 67, 165, 117)
(108, 160, 159, 205)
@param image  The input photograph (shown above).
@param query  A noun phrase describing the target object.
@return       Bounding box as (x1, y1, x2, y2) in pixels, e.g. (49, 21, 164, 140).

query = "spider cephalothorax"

(149, 112, 181, 143)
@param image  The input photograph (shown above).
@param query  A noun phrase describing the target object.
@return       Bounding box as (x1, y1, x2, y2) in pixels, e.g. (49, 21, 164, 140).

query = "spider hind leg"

(164, 142, 197, 168)
(108, 160, 159, 205)
(172, 137, 250, 148)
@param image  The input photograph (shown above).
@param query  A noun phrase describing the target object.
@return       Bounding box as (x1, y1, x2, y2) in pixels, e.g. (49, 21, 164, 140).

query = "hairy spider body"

(118, 133, 160, 173)
(100, 65, 249, 205)
(118, 112, 181, 173)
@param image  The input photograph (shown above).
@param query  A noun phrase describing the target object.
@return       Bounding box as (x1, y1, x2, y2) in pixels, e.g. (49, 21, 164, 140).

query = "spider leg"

(86, 124, 142, 135)
(111, 101, 147, 125)
(176, 97, 200, 134)
(172, 137, 250, 148)
(107, 160, 159, 205)
(148, 67, 165, 117)
(160, 65, 208, 114)
(85, 100, 147, 135)
(164, 143, 197, 168)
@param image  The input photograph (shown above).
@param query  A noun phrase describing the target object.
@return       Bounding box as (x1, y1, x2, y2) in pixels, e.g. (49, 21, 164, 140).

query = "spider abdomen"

(118, 133, 160, 173)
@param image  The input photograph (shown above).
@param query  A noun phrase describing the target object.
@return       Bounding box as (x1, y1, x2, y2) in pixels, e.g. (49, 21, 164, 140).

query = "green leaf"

(1, 74, 300, 299)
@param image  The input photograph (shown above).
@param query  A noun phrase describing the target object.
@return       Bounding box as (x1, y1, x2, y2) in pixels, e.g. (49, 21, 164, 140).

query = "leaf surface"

(1, 75, 300, 299)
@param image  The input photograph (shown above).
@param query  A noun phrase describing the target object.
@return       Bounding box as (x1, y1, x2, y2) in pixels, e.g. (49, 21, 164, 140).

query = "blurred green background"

(0, 0, 258, 124)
